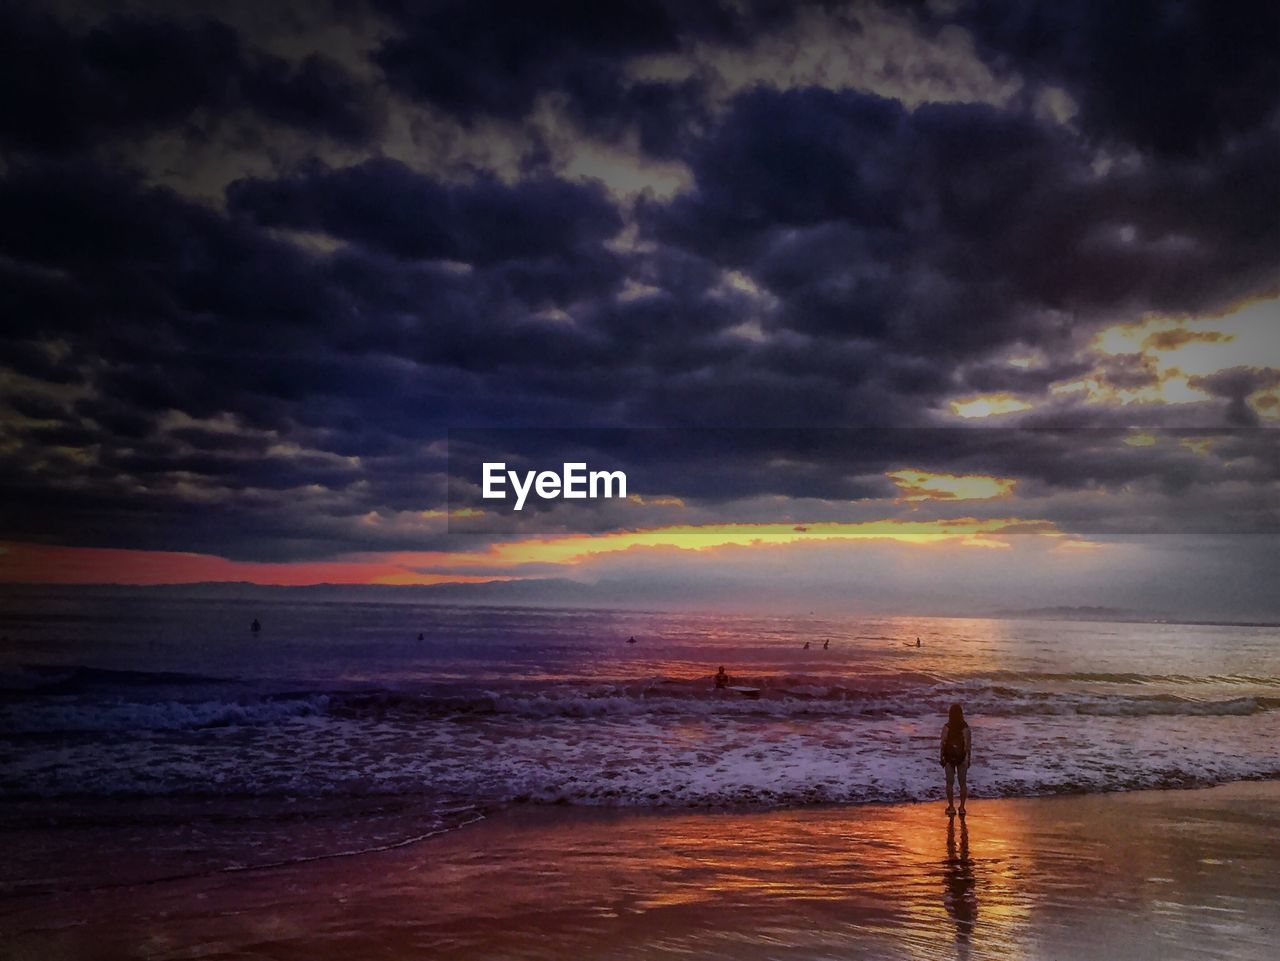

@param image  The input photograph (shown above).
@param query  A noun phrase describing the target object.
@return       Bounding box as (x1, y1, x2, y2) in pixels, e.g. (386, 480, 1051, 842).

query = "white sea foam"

(2, 606, 1278, 814)
(2, 683, 1273, 736)
(3, 701, 1278, 807)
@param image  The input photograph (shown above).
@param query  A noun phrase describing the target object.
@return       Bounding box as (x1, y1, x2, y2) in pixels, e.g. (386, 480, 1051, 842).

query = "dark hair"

(948, 703, 965, 727)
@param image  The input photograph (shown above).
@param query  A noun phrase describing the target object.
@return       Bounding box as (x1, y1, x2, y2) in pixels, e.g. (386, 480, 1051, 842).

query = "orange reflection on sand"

(8, 785, 1278, 960)
(594, 798, 1039, 952)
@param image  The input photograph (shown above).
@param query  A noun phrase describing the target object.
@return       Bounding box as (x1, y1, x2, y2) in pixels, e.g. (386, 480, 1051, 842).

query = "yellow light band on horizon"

(417, 517, 1062, 571)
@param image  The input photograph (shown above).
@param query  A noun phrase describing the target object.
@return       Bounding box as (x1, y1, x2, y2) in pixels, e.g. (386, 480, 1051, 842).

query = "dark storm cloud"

(0, 7, 380, 153)
(652, 86, 1279, 360)
(0, 160, 629, 556)
(227, 158, 623, 265)
(373, 0, 685, 122)
(959, 357, 1095, 396)
(1092, 354, 1162, 392)
(1188, 368, 1280, 427)
(1, 1, 1277, 561)
(564, 75, 711, 159)
(0, 164, 426, 556)
(370, 0, 812, 161)
(371, 0, 766, 123)
(952, 0, 1280, 157)
(447, 427, 1280, 525)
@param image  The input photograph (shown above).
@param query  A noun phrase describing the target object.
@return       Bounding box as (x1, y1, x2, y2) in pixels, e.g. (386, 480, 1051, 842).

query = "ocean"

(2, 594, 1278, 894)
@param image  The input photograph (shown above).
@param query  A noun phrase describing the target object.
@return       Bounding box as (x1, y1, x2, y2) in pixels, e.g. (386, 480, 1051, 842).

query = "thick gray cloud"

(952, 0, 1280, 158)
(0, 7, 382, 152)
(0, 0, 1276, 564)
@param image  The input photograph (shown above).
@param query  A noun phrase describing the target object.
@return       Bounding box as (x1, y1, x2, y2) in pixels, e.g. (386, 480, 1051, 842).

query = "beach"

(4, 781, 1277, 960)
(3, 599, 1278, 959)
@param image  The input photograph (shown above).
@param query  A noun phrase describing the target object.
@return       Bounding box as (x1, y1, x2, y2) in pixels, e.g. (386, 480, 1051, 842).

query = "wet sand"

(3, 781, 1278, 960)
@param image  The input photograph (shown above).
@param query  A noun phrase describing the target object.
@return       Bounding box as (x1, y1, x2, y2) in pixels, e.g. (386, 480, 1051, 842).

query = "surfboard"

(725, 686, 761, 699)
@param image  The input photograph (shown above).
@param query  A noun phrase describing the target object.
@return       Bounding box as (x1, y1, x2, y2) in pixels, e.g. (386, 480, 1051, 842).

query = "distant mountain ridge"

(2, 583, 1276, 627)
(988, 605, 1278, 628)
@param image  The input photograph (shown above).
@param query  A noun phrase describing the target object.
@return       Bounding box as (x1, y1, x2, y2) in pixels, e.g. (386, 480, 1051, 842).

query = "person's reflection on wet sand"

(943, 816, 978, 950)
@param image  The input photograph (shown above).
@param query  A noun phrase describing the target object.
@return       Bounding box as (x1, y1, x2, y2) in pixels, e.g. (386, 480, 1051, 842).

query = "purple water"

(1, 593, 1277, 892)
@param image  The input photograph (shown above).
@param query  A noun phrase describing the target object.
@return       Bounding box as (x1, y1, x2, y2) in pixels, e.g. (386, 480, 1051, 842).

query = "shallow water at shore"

(4, 781, 1277, 960)
(4, 601, 1278, 815)
(3, 597, 1279, 904)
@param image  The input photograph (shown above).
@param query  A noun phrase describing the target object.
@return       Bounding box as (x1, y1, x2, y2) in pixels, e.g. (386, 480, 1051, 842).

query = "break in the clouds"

(0, 0, 1277, 608)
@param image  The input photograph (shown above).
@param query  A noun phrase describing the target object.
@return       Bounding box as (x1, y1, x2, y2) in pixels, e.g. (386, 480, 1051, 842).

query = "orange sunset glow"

(1, 515, 1084, 586)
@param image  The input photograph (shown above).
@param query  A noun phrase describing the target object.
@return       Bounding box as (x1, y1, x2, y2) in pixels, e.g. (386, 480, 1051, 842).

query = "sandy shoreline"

(4, 781, 1278, 960)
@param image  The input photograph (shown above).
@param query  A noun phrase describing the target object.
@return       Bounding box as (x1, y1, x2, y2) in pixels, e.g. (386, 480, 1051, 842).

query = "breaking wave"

(3, 664, 1278, 734)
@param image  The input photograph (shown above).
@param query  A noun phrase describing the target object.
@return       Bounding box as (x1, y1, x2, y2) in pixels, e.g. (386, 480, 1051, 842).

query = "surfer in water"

(916, 636, 921, 647)
(822, 639, 829, 650)
(250, 618, 261, 634)
(714, 666, 729, 689)
(939, 703, 972, 816)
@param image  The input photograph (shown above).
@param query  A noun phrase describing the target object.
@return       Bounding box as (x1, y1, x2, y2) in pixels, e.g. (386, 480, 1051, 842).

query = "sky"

(0, 0, 1277, 617)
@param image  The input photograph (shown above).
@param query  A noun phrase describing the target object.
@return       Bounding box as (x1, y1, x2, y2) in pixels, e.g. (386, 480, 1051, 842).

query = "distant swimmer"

(823, 639, 830, 650)
(417, 632, 424, 641)
(250, 618, 261, 633)
(627, 636, 637, 644)
(802, 641, 810, 649)
(917, 637, 922, 648)
(714, 666, 729, 689)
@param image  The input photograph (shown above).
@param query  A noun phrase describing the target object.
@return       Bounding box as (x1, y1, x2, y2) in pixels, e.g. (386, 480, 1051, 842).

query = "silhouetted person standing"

(939, 703, 972, 815)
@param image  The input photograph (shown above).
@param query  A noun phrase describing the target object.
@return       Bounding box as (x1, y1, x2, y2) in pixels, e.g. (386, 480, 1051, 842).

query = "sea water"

(1, 593, 1277, 891)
